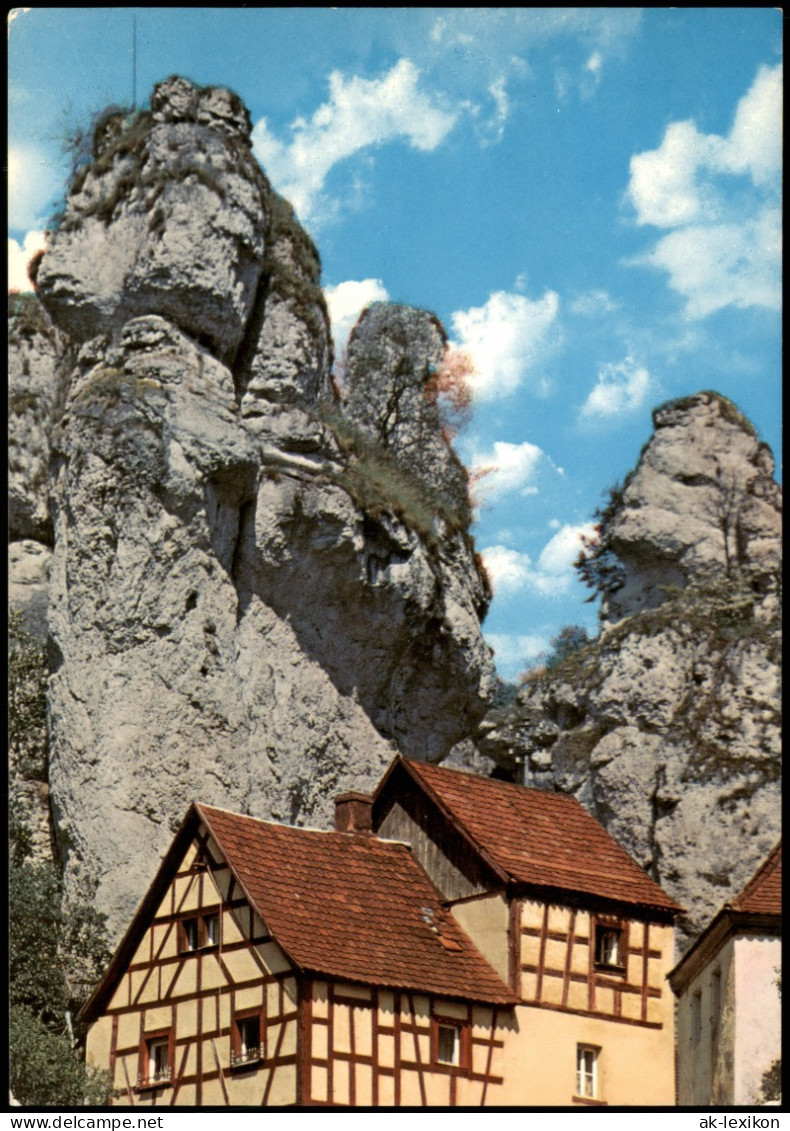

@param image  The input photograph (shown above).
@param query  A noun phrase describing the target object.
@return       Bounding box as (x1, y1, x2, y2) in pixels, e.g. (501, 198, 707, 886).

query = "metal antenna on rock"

(132, 12, 137, 111)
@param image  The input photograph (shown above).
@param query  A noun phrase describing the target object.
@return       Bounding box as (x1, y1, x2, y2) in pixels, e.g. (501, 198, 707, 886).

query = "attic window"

(593, 918, 625, 971)
(179, 911, 220, 952)
(180, 917, 199, 952)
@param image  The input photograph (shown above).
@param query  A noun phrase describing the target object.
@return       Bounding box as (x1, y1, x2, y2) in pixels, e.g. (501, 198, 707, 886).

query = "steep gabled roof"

(80, 800, 516, 1024)
(375, 757, 680, 915)
(669, 842, 782, 994)
(729, 841, 781, 915)
(197, 803, 515, 1005)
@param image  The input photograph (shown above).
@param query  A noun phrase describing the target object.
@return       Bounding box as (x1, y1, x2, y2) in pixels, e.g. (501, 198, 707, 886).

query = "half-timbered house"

(81, 755, 681, 1107)
(371, 758, 681, 1106)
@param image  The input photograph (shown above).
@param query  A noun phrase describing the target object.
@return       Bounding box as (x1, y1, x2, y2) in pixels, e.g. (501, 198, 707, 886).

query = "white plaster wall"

(733, 935, 781, 1105)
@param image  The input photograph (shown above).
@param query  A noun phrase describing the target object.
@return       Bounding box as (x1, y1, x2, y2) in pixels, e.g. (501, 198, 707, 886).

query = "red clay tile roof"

(197, 803, 516, 1005)
(729, 842, 781, 916)
(397, 759, 680, 913)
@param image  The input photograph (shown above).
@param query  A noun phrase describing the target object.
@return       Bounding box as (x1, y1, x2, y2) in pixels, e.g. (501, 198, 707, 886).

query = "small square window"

(576, 1045, 599, 1099)
(594, 921, 624, 970)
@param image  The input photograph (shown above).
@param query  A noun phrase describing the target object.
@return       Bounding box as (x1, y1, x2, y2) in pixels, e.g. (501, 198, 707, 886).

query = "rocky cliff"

(9, 77, 781, 954)
(15, 77, 494, 936)
(478, 393, 782, 946)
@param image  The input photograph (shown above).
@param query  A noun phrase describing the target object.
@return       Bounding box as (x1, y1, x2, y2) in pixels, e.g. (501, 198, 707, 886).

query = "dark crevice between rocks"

(231, 270, 271, 406)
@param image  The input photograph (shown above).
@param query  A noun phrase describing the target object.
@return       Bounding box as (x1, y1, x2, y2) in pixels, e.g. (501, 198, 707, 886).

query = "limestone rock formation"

(478, 393, 782, 948)
(25, 77, 494, 937)
(594, 392, 781, 624)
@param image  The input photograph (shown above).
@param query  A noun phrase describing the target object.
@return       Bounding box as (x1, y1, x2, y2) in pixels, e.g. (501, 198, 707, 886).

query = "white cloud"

(536, 523, 596, 577)
(570, 289, 619, 317)
(8, 230, 46, 293)
(626, 63, 782, 318)
(324, 278, 390, 355)
(450, 289, 560, 399)
(485, 632, 547, 671)
(8, 145, 61, 232)
(481, 522, 595, 600)
(470, 440, 544, 500)
(480, 546, 534, 594)
(252, 59, 459, 224)
(641, 209, 781, 319)
(581, 358, 651, 419)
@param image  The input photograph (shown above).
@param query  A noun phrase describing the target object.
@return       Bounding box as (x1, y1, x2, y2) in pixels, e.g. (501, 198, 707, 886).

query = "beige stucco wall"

(676, 935, 736, 1106)
(733, 935, 781, 1105)
(451, 892, 509, 983)
(497, 1003, 675, 1106)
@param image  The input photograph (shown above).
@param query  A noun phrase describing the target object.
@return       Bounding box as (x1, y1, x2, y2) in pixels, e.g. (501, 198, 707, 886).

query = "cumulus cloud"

(8, 144, 61, 232)
(450, 289, 560, 399)
(8, 230, 46, 293)
(485, 632, 548, 673)
(480, 546, 534, 594)
(481, 522, 595, 600)
(626, 63, 782, 318)
(324, 278, 390, 355)
(469, 440, 545, 500)
(252, 59, 458, 224)
(580, 357, 651, 419)
(644, 210, 781, 319)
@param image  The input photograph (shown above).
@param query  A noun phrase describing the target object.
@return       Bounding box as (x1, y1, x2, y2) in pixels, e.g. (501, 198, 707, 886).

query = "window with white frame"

(231, 1010, 262, 1067)
(576, 1045, 599, 1099)
(436, 1023, 460, 1065)
(138, 1031, 172, 1088)
(593, 919, 624, 970)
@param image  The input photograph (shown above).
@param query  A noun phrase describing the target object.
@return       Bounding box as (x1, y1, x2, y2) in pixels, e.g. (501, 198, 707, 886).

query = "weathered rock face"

(36, 76, 267, 363)
(341, 303, 470, 520)
(478, 394, 782, 950)
(599, 392, 782, 624)
(27, 77, 494, 937)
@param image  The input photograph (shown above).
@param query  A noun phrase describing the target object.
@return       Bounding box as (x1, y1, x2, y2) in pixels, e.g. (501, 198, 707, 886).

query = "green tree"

(8, 610, 48, 780)
(541, 625, 591, 671)
(9, 612, 113, 1106)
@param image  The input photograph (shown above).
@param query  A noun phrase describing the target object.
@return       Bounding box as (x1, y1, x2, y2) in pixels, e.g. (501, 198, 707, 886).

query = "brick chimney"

(334, 791, 373, 834)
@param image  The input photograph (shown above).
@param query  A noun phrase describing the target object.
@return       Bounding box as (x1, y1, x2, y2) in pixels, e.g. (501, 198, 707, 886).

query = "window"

(711, 969, 721, 1041)
(179, 911, 220, 952)
(576, 1045, 599, 1099)
(204, 913, 219, 947)
(138, 1030, 172, 1088)
(593, 919, 625, 970)
(691, 990, 702, 1044)
(231, 1010, 262, 1068)
(431, 1014, 470, 1070)
(180, 917, 199, 951)
(437, 1024, 460, 1065)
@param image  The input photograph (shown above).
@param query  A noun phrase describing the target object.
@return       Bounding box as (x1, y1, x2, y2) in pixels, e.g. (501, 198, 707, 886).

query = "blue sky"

(8, 9, 782, 680)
